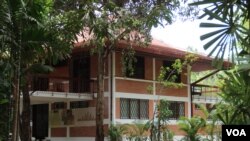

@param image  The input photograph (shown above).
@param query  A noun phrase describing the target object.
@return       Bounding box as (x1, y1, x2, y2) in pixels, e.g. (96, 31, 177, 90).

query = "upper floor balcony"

(191, 84, 221, 103)
(29, 74, 96, 102)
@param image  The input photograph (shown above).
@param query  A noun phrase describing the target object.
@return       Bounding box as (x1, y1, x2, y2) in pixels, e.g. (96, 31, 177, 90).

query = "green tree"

(146, 54, 197, 141)
(148, 100, 174, 141)
(0, 0, 75, 140)
(0, 59, 11, 141)
(53, 1, 196, 140)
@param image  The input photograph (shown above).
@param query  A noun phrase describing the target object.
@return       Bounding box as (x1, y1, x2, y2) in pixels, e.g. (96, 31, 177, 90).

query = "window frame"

(120, 98, 149, 119)
(169, 101, 185, 120)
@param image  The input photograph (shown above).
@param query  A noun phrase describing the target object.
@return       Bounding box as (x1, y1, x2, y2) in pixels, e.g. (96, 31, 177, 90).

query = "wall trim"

(50, 119, 110, 128)
(115, 92, 189, 102)
(115, 119, 179, 125)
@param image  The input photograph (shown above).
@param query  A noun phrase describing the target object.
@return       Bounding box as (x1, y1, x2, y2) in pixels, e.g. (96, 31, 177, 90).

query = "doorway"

(32, 104, 48, 140)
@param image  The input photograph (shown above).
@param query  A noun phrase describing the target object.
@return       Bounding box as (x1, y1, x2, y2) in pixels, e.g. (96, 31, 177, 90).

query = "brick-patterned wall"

(49, 66, 69, 78)
(149, 100, 154, 119)
(116, 79, 152, 94)
(51, 127, 67, 137)
(192, 103, 207, 118)
(69, 125, 108, 137)
(156, 85, 188, 97)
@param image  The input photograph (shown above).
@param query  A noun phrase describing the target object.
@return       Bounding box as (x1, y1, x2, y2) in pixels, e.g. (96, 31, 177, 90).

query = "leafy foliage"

(0, 58, 11, 141)
(147, 99, 174, 141)
(108, 124, 124, 141)
(190, 0, 250, 67)
(158, 53, 198, 89)
(216, 70, 250, 124)
(178, 116, 206, 141)
(0, 0, 78, 140)
(122, 123, 149, 141)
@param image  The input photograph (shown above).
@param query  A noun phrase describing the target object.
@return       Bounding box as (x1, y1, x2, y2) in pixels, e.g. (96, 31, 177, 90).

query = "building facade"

(27, 40, 224, 141)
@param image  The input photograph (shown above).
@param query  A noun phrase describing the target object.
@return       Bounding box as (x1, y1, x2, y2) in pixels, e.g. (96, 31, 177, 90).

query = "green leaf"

(203, 30, 227, 50)
(200, 28, 226, 40)
(189, 0, 219, 6)
(28, 64, 54, 74)
(200, 23, 227, 28)
(238, 64, 250, 71)
(0, 99, 8, 104)
(203, 8, 227, 23)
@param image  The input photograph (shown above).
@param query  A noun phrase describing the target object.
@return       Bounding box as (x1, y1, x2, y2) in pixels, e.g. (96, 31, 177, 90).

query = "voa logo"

(226, 129, 246, 136)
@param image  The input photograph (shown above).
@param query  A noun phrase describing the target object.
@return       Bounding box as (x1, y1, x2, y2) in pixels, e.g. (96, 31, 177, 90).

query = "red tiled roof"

(74, 38, 231, 72)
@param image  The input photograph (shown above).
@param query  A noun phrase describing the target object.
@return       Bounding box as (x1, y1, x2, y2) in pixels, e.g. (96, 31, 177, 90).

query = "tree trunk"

(96, 50, 105, 141)
(12, 73, 20, 141)
(20, 74, 31, 141)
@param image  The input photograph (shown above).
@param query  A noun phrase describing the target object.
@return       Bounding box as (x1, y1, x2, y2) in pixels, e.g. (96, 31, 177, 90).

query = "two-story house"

(27, 39, 228, 141)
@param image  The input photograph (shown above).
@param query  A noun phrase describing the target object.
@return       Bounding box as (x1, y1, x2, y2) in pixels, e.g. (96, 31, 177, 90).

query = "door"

(32, 104, 48, 140)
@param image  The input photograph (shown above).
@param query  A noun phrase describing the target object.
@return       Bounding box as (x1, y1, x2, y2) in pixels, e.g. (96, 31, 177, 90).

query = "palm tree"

(190, 0, 250, 67)
(122, 123, 149, 141)
(0, 0, 75, 140)
(178, 116, 206, 141)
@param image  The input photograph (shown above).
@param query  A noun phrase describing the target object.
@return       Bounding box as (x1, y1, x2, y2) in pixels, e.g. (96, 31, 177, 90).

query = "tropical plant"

(178, 116, 206, 141)
(195, 104, 222, 141)
(190, 0, 250, 67)
(122, 123, 149, 141)
(216, 70, 250, 124)
(0, 61, 11, 141)
(146, 99, 174, 141)
(145, 55, 197, 141)
(0, 0, 76, 140)
(108, 124, 124, 141)
(0, 27, 12, 139)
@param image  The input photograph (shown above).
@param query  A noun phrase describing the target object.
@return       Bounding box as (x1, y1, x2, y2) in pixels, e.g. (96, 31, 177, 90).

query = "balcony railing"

(31, 75, 97, 94)
(191, 84, 221, 102)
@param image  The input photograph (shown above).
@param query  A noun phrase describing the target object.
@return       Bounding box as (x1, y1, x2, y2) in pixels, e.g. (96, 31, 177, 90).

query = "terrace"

(29, 74, 96, 104)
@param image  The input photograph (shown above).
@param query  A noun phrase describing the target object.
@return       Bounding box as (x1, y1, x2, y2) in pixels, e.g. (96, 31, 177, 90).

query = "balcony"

(29, 75, 96, 103)
(191, 84, 221, 103)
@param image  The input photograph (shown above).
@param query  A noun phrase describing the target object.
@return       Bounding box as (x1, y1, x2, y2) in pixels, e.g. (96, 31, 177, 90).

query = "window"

(163, 60, 181, 83)
(120, 98, 148, 119)
(70, 101, 89, 109)
(71, 56, 90, 92)
(33, 77, 49, 91)
(169, 101, 185, 120)
(125, 56, 145, 79)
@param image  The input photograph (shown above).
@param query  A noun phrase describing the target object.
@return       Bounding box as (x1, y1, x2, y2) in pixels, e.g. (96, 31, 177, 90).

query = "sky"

(151, 19, 208, 55)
